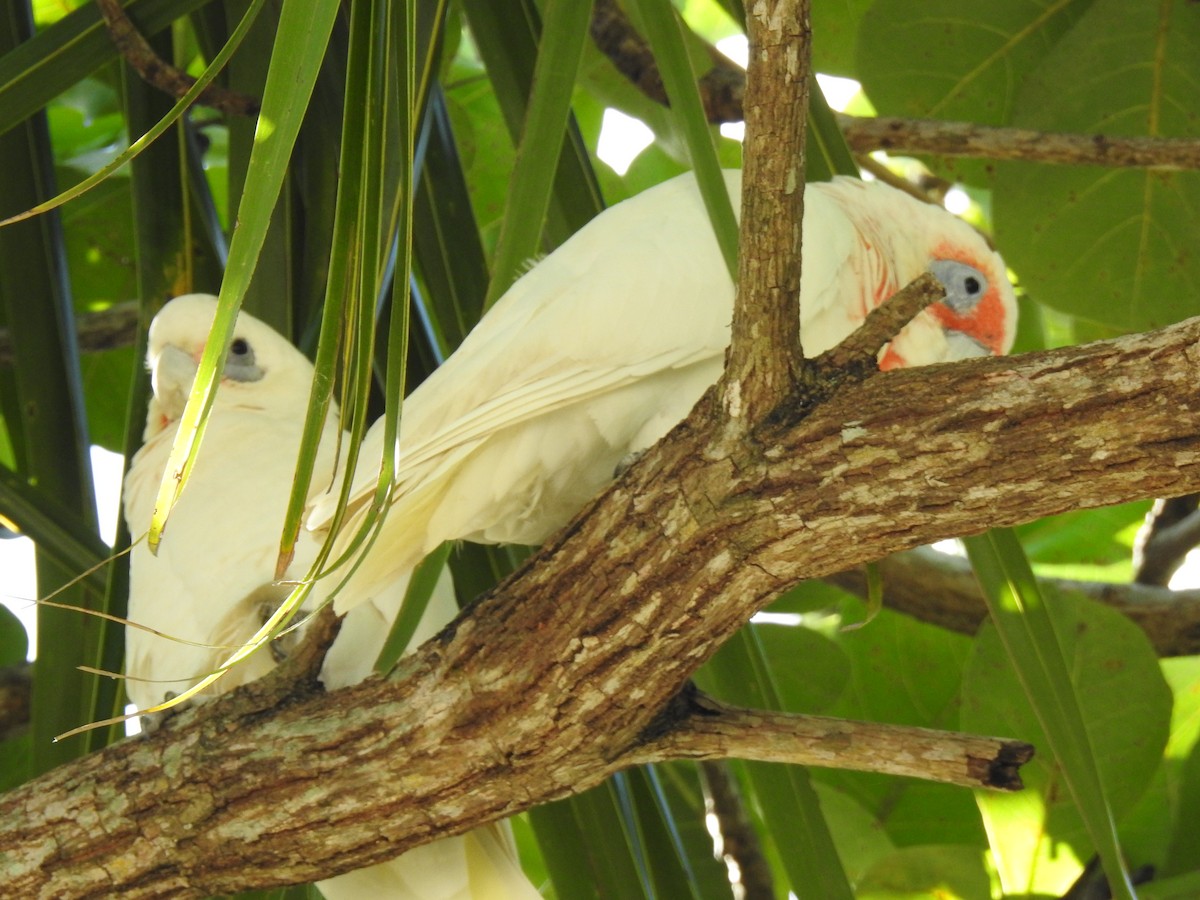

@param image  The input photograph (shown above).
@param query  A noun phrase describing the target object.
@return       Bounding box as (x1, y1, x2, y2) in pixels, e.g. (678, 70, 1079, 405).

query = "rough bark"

(4, 315, 1200, 896)
(721, 0, 810, 425)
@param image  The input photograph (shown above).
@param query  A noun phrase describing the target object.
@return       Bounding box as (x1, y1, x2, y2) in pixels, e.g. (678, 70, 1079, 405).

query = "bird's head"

(144, 294, 315, 439)
(823, 177, 1018, 371)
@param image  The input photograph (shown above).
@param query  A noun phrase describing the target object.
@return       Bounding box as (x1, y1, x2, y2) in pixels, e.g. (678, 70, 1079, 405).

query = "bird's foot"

(137, 690, 192, 734)
(614, 448, 647, 478)
(260, 600, 302, 664)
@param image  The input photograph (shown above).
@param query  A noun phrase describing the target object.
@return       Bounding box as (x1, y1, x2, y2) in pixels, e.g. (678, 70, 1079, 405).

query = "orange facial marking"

(878, 345, 904, 371)
(928, 241, 1009, 355)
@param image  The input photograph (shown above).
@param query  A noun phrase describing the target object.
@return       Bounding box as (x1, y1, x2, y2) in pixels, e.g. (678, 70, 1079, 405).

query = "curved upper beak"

(150, 344, 199, 422)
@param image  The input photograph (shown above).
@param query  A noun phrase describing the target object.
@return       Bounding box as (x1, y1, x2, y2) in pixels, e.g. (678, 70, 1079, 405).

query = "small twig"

(1133, 495, 1200, 586)
(95, 0, 260, 117)
(0, 301, 140, 365)
(840, 114, 1200, 172)
(698, 761, 774, 900)
(827, 546, 1200, 658)
(637, 687, 1032, 791)
(815, 273, 945, 373)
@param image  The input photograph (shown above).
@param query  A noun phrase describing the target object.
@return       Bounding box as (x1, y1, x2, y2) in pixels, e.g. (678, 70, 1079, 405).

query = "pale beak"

(943, 328, 990, 358)
(150, 344, 199, 422)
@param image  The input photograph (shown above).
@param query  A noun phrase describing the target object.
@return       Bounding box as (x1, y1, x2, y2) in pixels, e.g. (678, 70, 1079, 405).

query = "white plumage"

(123, 302, 535, 900)
(123, 170, 1016, 898)
(306, 171, 1017, 615)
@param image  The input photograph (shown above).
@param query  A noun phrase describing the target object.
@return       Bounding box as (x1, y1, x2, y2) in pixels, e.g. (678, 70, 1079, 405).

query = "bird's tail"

(314, 822, 540, 899)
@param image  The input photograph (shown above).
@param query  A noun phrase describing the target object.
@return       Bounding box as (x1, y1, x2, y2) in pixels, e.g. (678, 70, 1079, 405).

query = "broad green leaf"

(856, 844, 991, 900)
(752, 621, 850, 713)
(1137, 870, 1200, 900)
(857, 0, 1095, 125)
(812, 781, 895, 884)
(444, 55, 518, 252)
(994, 0, 1200, 332)
(1118, 656, 1200, 876)
(832, 605, 971, 730)
(1016, 501, 1151, 583)
(820, 604, 986, 848)
(811, 0, 875, 78)
(962, 591, 1170, 895)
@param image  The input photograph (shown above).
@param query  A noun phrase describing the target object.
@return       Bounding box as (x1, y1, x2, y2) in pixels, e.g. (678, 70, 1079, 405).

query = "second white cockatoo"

(123, 300, 539, 899)
(306, 170, 1017, 615)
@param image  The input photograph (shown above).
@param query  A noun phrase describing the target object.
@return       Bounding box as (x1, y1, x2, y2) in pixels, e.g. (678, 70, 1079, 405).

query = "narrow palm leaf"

(963, 529, 1135, 900)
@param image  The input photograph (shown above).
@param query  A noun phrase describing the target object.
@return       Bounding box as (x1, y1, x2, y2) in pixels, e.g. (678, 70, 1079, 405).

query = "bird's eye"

(225, 336, 264, 382)
(929, 259, 988, 313)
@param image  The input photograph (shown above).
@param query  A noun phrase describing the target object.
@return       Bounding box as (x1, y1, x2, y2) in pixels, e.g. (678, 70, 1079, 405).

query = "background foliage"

(1, 0, 1199, 897)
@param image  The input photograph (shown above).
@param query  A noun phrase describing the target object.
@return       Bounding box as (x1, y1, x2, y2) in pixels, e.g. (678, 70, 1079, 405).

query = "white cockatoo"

(123, 299, 539, 899)
(306, 170, 1018, 615)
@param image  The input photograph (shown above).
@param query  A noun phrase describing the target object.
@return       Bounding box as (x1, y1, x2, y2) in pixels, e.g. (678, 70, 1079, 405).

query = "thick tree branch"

(721, 0, 810, 427)
(5, 316, 1200, 895)
(828, 546, 1200, 658)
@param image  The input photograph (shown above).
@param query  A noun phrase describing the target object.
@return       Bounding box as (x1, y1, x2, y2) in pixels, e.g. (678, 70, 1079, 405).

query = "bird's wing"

(307, 173, 743, 608)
